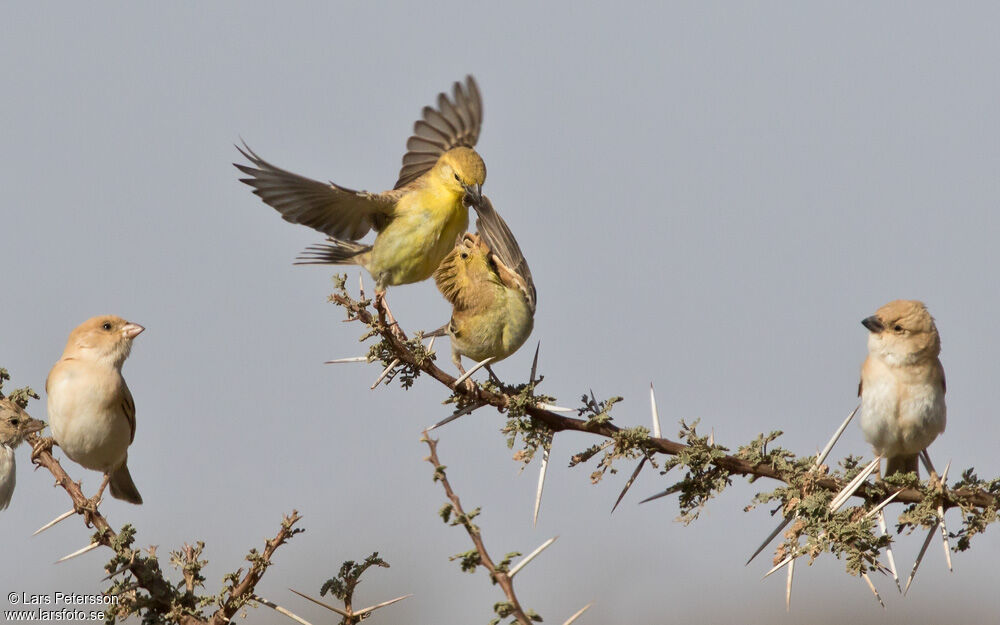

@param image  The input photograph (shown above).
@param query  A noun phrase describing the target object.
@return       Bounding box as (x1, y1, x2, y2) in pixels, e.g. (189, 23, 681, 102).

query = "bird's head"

(862, 300, 940, 366)
(65, 315, 145, 369)
(0, 401, 45, 448)
(434, 233, 494, 308)
(437, 147, 486, 205)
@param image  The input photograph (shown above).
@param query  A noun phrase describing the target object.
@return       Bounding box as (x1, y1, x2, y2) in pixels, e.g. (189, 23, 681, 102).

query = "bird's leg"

(93, 473, 111, 502)
(485, 365, 504, 388)
(919, 450, 941, 487)
(30, 436, 55, 462)
(452, 353, 476, 393)
(69, 474, 109, 527)
(374, 290, 404, 340)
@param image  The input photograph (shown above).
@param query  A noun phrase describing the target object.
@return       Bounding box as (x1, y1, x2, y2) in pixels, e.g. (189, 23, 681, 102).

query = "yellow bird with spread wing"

(236, 76, 486, 292)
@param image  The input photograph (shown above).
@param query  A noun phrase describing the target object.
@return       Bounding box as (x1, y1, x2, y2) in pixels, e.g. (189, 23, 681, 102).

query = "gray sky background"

(2, 3, 999, 624)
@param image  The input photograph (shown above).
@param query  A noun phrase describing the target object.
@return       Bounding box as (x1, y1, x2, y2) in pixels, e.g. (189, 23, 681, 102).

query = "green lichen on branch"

(570, 425, 655, 485)
(320, 552, 390, 613)
(654, 420, 732, 524)
(0, 368, 38, 408)
(948, 468, 1000, 551)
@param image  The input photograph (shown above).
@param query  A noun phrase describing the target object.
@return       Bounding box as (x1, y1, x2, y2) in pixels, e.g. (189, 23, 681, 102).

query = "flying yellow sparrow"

(434, 195, 535, 374)
(236, 76, 486, 291)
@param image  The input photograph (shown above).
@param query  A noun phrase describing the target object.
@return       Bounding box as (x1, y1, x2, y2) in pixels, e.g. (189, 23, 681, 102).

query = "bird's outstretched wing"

(394, 75, 483, 190)
(236, 143, 398, 240)
(473, 195, 536, 311)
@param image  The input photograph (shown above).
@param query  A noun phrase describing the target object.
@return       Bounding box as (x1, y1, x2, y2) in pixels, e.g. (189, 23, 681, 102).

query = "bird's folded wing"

(394, 75, 483, 190)
(121, 383, 136, 444)
(473, 195, 536, 311)
(236, 143, 397, 240)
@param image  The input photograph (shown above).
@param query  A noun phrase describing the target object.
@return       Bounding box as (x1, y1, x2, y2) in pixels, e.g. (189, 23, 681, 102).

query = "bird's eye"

(893, 324, 904, 333)
(454, 173, 461, 182)
(460, 252, 469, 259)
(9, 418, 18, 426)
(102, 322, 112, 331)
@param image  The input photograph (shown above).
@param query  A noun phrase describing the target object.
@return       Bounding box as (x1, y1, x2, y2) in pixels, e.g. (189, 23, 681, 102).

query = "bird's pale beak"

(22, 417, 46, 435)
(861, 316, 884, 333)
(463, 183, 483, 207)
(122, 323, 145, 339)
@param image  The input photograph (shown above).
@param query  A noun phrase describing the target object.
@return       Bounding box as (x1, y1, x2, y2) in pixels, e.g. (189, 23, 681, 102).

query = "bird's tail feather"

(109, 464, 143, 504)
(295, 238, 371, 266)
(885, 454, 920, 478)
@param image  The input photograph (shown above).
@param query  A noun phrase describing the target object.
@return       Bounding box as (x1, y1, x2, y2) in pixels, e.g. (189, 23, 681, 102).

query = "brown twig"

(423, 434, 534, 625)
(211, 511, 303, 625)
(25, 428, 302, 625)
(26, 431, 195, 621)
(335, 292, 998, 512)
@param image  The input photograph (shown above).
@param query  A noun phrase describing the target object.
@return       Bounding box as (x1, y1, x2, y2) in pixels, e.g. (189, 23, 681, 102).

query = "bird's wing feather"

(121, 383, 136, 444)
(393, 76, 483, 189)
(473, 195, 536, 311)
(236, 143, 397, 239)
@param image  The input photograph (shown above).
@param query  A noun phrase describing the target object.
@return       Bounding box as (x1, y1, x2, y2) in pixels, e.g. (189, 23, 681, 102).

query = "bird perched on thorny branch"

(859, 300, 946, 478)
(235, 76, 487, 296)
(46, 316, 145, 505)
(0, 400, 46, 511)
(432, 194, 535, 376)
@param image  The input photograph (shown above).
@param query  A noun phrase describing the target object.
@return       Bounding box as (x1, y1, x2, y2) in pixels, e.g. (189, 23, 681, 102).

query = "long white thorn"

(33, 509, 76, 536)
(354, 594, 413, 616)
(530, 341, 540, 383)
(426, 403, 481, 432)
(562, 602, 593, 625)
(611, 457, 647, 514)
(877, 509, 901, 593)
(533, 448, 549, 526)
(904, 523, 939, 595)
(785, 558, 794, 611)
(370, 358, 400, 389)
(509, 536, 558, 578)
(452, 357, 494, 388)
(358, 273, 365, 299)
(256, 596, 316, 625)
(865, 490, 903, 519)
(649, 384, 661, 439)
(763, 554, 795, 579)
(639, 483, 679, 505)
(535, 403, 573, 412)
(747, 516, 793, 565)
(861, 572, 886, 608)
(937, 460, 953, 572)
(427, 335, 436, 351)
(288, 588, 350, 617)
(324, 356, 368, 364)
(56, 542, 100, 563)
(816, 404, 860, 468)
(829, 456, 881, 512)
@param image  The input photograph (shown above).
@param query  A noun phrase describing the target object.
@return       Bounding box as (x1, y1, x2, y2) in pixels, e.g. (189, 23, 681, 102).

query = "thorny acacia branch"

(424, 434, 538, 625)
(0, 372, 303, 625)
(330, 285, 998, 513)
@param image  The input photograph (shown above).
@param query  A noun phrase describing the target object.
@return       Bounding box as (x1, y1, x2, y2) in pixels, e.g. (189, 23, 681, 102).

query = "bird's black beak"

(861, 316, 884, 333)
(463, 183, 483, 208)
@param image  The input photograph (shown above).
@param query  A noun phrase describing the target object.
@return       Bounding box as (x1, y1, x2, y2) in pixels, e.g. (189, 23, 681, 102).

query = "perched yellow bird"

(859, 300, 946, 477)
(0, 400, 46, 511)
(47, 316, 145, 504)
(236, 76, 486, 291)
(433, 195, 536, 374)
